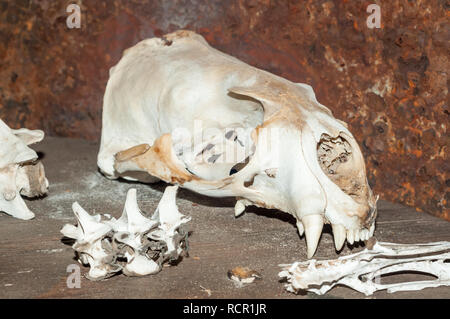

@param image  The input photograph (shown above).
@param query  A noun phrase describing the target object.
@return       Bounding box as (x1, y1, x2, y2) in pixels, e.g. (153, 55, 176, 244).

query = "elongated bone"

(61, 186, 190, 280)
(279, 239, 450, 296)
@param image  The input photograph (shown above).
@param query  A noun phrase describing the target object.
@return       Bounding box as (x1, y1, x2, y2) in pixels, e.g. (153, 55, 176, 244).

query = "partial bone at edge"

(0, 119, 49, 220)
(279, 240, 450, 296)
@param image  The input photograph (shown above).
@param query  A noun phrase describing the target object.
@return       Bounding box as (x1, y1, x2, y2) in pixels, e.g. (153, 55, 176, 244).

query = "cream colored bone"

(0, 119, 49, 220)
(279, 240, 450, 296)
(61, 186, 190, 280)
(98, 30, 377, 258)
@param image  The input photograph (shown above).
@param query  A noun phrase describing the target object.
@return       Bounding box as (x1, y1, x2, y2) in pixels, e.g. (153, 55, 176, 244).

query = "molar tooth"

(347, 229, 355, 245)
(331, 224, 346, 251)
(302, 215, 324, 259)
(296, 220, 304, 237)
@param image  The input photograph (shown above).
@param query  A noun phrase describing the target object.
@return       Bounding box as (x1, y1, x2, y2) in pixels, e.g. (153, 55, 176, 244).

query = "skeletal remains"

(0, 119, 49, 220)
(0, 29, 446, 295)
(60, 186, 190, 280)
(97, 30, 378, 258)
(279, 239, 450, 296)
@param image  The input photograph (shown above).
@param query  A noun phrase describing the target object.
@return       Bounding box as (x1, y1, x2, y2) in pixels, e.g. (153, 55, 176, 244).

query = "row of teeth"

(235, 201, 376, 259)
(295, 215, 375, 259)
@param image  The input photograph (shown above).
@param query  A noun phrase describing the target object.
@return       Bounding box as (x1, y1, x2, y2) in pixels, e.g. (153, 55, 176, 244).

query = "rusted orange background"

(0, 1, 448, 220)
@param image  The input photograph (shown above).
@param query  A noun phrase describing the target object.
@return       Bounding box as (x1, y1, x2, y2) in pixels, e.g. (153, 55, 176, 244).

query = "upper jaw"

(240, 137, 378, 258)
(321, 193, 378, 254)
(294, 206, 377, 259)
(230, 126, 378, 258)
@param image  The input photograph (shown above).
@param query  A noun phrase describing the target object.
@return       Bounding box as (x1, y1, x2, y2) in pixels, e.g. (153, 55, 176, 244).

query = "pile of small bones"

(61, 186, 190, 280)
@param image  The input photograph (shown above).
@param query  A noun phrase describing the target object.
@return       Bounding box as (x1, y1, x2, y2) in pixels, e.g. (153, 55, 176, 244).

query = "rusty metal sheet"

(0, 0, 448, 220)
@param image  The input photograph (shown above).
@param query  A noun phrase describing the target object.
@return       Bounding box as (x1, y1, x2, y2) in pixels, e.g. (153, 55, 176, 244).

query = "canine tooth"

(347, 229, 355, 245)
(331, 224, 346, 251)
(296, 220, 304, 236)
(303, 215, 324, 259)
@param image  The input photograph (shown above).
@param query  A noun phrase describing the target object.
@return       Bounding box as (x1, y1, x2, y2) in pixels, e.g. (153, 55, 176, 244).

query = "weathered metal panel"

(0, 0, 448, 220)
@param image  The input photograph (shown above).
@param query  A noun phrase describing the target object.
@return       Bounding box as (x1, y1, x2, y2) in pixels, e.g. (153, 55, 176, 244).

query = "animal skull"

(0, 119, 49, 220)
(98, 30, 377, 258)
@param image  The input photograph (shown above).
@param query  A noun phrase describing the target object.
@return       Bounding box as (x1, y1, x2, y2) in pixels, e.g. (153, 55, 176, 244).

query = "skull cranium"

(97, 30, 377, 258)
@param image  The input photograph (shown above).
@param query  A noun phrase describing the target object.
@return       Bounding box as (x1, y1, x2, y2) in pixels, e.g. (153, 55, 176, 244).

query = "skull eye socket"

(317, 133, 367, 202)
(317, 134, 351, 176)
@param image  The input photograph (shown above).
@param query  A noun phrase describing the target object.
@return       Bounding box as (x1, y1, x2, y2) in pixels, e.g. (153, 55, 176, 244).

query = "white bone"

(331, 224, 346, 251)
(97, 30, 377, 257)
(0, 119, 49, 220)
(302, 214, 324, 259)
(347, 229, 355, 245)
(234, 200, 246, 217)
(60, 203, 117, 280)
(71, 202, 112, 242)
(61, 187, 190, 280)
(122, 253, 160, 277)
(148, 185, 191, 257)
(105, 188, 158, 234)
(279, 240, 450, 296)
(296, 221, 305, 237)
